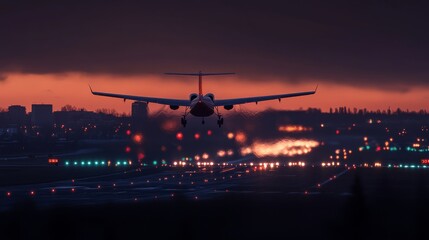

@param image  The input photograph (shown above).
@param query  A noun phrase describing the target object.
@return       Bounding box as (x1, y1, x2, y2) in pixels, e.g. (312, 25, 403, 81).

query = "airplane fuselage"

(189, 95, 215, 117)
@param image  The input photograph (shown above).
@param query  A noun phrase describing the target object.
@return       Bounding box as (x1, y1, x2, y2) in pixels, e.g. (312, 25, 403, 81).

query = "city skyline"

(1, 72, 428, 114)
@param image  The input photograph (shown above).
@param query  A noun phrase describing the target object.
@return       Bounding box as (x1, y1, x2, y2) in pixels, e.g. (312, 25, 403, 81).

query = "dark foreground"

(1, 168, 429, 240)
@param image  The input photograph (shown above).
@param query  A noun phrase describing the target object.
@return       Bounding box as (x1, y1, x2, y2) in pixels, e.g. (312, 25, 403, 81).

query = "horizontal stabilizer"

(165, 72, 235, 76)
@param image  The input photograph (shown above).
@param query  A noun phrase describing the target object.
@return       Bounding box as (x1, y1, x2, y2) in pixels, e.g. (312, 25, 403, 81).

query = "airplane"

(90, 71, 317, 127)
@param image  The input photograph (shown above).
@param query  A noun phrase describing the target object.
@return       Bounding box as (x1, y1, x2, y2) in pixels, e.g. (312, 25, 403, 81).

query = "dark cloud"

(1, 0, 429, 90)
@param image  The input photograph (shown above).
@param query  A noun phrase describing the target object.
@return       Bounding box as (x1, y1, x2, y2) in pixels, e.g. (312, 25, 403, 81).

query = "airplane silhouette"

(90, 72, 317, 127)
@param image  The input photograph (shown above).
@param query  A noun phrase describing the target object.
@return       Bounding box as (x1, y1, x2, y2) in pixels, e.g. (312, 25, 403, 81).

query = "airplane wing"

(214, 87, 317, 107)
(89, 86, 191, 106)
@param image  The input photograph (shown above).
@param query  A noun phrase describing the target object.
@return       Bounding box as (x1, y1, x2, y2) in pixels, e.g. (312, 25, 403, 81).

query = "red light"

(133, 134, 143, 143)
(194, 133, 200, 140)
(335, 130, 340, 135)
(207, 130, 212, 136)
(30, 191, 35, 196)
(176, 132, 183, 140)
(138, 152, 145, 160)
(125, 146, 131, 153)
(376, 146, 381, 152)
(126, 130, 131, 135)
(6, 192, 11, 197)
(51, 188, 56, 193)
(48, 158, 59, 164)
(71, 188, 75, 192)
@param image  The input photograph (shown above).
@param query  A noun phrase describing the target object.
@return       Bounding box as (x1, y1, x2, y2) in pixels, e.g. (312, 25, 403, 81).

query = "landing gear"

(215, 107, 223, 128)
(217, 117, 224, 128)
(181, 107, 189, 128)
(181, 117, 187, 127)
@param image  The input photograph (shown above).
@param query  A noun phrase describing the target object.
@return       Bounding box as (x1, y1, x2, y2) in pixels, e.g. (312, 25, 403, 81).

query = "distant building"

(131, 101, 148, 132)
(8, 105, 27, 126)
(31, 104, 53, 129)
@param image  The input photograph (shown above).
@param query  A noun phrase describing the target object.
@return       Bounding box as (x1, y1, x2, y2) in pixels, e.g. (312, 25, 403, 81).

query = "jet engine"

(189, 93, 198, 101)
(224, 105, 233, 110)
(205, 93, 214, 101)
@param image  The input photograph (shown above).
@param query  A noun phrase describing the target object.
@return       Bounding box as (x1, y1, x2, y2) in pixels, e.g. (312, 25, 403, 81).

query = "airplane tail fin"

(164, 71, 235, 96)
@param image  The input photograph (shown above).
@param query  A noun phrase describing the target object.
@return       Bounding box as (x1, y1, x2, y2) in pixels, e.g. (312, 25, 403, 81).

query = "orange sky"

(1, 72, 428, 114)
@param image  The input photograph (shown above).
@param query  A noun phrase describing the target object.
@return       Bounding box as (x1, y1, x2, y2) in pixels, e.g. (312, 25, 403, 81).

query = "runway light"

(6, 192, 11, 197)
(194, 133, 200, 140)
(30, 191, 35, 196)
(51, 188, 56, 193)
(65, 161, 69, 166)
(227, 132, 234, 139)
(176, 132, 183, 140)
(133, 134, 143, 143)
(235, 132, 247, 143)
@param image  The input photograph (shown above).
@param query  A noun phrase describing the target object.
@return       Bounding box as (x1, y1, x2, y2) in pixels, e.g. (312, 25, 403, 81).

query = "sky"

(1, 0, 429, 113)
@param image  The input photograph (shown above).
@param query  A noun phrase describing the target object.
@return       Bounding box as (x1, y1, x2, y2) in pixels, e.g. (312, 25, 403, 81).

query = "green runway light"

(101, 161, 105, 165)
(74, 161, 78, 166)
(65, 161, 69, 166)
(95, 161, 99, 165)
(87, 161, 91, 165)
(153, 160, 158, 165)
(81, 161, 85, 166)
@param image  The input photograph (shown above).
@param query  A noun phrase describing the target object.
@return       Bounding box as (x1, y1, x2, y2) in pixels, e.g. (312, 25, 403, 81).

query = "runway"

(0, 158, 351, 211)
